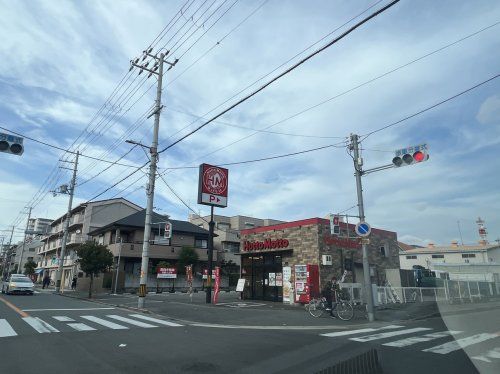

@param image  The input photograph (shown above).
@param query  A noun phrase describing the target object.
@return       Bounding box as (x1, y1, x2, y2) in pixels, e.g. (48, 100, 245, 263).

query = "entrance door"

(252, 256, 264, 299)
(263, 254, 283, 302)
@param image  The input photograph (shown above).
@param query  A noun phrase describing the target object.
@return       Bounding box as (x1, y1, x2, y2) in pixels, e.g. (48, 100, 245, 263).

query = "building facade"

(239, 218, 400, 303)
(37, 198, 141, 288)
(27, 218, 52, 237)
(189, 214, 285, 265)
(89, 209, 214, 292)
(399, 242, 500, 282)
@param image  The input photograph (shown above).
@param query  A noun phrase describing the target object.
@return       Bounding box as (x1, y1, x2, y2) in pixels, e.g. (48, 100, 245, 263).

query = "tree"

(76, 242, 113, 298)
(24, 259, 37, 276)
(177, 246, 198, 274)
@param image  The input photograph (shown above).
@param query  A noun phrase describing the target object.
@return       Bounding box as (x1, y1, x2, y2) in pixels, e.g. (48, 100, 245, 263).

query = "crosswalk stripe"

(67, 323, 96, 331)
(107, 315, 157, 328)
(383, 331, 462, 347)
(351, 327, 432, 342)
(0, 319, 17, 337)
(472, 347, 500, 363)
(321, 325, 403, 338)
(423, 333, 498, 354)
(23, 317, 59, 333)
(128, 314, 183, 327)
(81, 316, 128, 330)
(53, 316, 75, 322)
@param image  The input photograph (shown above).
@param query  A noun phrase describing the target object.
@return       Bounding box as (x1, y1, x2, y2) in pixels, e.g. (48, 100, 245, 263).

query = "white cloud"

(476, 95, 500, 125)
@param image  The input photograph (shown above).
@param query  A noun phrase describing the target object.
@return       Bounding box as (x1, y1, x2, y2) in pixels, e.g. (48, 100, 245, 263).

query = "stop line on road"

(0, 314, 183, 338)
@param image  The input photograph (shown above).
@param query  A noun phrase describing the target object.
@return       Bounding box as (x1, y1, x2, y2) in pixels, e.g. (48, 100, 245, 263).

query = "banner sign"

(212, 267, 221, 304)
(282, 267, 292, 303)
(185, 265, 193, 294)
(157, 267, 177, 279)
(198, 163, 229, 208)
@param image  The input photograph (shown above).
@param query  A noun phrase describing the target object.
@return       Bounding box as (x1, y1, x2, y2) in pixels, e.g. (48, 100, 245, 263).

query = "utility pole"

(113, 230, 122, 295)
(17, 206, 32, 274)
(55, 151, 79, 293)
(350, 134, 375, 322)
(5, 225, 15, 278)
(130, 48, 178, 309)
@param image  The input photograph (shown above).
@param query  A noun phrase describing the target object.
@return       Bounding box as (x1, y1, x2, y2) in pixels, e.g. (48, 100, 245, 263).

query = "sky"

(0, 0, 499, 246)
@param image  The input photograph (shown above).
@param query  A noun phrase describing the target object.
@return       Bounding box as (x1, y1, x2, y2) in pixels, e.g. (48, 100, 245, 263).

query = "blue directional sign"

(355, 222, 371, 237)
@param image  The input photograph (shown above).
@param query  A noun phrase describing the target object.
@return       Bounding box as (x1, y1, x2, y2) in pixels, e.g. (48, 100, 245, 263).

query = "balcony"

(68, 234, 84, 245)
(69, 215, 84, 226)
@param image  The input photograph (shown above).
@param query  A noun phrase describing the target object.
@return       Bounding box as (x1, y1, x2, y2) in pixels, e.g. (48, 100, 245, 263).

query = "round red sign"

(203, 166, 227, 195)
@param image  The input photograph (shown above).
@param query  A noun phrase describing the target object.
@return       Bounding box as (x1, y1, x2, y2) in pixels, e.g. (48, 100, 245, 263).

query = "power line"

(157, 0, 400, 154)
(164, 0, 386, 141)
(162, 18, 500, 167)
(167, 107, 343, 139)
(361, 72, 500, 140)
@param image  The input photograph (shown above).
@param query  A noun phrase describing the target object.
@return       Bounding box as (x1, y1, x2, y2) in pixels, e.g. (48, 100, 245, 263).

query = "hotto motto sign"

(198, 163, 229, 208)
(243, 239, 290, 252)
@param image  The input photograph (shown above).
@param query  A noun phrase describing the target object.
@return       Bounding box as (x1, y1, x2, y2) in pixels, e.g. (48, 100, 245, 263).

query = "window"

(462, 253, 476, 258)
(406, 255, 417, 259)
(218, 222, 231, 230)
(244, 222, 255, 228)
(98, 235, 104, 245)
(380, 245, 389, 257)
(195, 239, 208, 248)
(432, 254, 444, 259)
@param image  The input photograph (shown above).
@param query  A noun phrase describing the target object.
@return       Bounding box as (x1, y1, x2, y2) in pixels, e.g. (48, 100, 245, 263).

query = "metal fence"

(375, 280, 500, 305)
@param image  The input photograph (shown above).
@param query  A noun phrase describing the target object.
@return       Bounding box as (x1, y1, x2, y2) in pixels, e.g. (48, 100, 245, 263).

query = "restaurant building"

(239, 217, 400, 303)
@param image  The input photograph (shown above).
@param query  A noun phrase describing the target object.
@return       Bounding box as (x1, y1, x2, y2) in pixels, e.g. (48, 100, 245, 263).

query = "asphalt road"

(0, 292, 499, 374)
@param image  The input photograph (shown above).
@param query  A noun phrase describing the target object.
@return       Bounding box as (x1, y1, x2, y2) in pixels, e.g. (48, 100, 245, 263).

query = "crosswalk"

(320, 324, 500, 365)
(0, 313, 183, 338)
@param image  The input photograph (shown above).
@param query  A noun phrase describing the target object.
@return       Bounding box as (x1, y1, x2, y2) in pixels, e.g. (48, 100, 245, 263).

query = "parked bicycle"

(307, 290, 354, 321)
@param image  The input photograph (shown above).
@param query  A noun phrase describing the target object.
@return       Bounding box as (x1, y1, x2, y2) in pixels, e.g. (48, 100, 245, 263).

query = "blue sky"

(0, 0, 499, 246)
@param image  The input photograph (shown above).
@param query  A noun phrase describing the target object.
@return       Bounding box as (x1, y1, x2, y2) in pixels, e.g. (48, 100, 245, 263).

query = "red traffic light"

(413, 151, 425, 162)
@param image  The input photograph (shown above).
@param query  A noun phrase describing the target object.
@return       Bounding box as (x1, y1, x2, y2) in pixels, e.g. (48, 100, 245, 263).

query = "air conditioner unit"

(322, 255, 332, 266)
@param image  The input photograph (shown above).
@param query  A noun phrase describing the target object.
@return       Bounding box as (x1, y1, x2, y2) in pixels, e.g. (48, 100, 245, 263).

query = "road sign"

(355, 222, 371, 237)
(360, 238, 370, 245)
(197, 163, 229, 208)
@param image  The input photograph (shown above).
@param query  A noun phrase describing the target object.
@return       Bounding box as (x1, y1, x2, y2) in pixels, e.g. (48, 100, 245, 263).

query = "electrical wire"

(361, 72, 500, 140)
(158, 0, 401, 154)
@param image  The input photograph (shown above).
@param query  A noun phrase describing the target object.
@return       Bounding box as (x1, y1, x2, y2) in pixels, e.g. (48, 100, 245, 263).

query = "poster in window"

(268, 273, 276, 286)
(275, 273, 283, 287)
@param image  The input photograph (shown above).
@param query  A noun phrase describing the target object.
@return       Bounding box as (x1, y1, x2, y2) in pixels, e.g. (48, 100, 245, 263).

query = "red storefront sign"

(197, 163, 229, 208)
(157, 267, 177, 279)
(243, 238, 290, 252)
(323, 235, 361, 249)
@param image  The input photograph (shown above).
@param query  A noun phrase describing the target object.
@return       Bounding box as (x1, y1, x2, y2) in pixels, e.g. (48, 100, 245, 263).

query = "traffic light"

(0, 132, 24, 156)
(330, 214, 340, 236)
(392, 144, 428, 167)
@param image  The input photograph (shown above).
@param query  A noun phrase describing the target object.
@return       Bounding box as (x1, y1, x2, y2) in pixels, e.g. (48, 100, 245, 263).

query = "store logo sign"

(243, 239, 289, 252)
(323, 235, 361, 249)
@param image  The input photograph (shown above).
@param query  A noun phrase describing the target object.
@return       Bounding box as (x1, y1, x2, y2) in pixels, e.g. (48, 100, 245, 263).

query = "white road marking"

(53, 316, 75, 322)
(423, 333, 499, 354)
(23, 308, 115, 311)
(128, 314, 183, 327)
(23, 317, 59, 333)
(351, 327, 432, 342)
(321, 325, 403, 337)
(67, 323, 96, 331)
(472, 347, 500, 363)
(0, 319, 17, 337)
(383, 331, 462, 347)
(81, 316, 128, 330)
(106, 315, 157, 328)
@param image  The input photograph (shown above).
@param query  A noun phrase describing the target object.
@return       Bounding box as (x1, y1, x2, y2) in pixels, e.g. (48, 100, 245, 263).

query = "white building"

(399, 241, 500, 282)
(37, 198, 142, 288)
(27, 217, 53, 237)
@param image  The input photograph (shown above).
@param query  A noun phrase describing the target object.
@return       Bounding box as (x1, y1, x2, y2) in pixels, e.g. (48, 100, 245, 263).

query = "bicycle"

(307, 291, 354, 321)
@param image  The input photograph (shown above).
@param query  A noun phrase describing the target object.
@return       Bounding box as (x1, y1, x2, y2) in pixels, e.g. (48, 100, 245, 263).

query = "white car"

(1, 274, 35, 295)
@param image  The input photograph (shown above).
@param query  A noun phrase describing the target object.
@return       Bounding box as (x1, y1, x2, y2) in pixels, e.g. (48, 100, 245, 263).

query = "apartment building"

(37, 198, 141, 288)
(27, 217, 52, 237)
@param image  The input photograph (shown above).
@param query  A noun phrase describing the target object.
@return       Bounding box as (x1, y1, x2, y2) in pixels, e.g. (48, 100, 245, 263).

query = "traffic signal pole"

(350, 134, 375, 322)
(55, 151, 79, 293)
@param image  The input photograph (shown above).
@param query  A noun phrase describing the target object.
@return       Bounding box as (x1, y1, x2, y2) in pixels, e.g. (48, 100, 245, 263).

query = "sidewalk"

(51, 287, 500, 328)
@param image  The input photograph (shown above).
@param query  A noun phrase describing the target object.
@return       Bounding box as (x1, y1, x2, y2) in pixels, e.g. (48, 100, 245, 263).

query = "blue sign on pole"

(355, 222, 371, 237)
